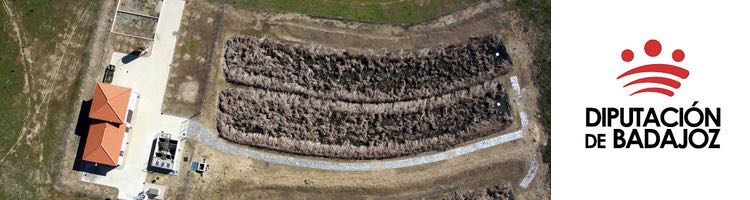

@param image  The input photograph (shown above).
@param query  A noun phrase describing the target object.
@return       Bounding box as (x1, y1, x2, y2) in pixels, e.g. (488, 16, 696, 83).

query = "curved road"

(183, 113, 525, 171)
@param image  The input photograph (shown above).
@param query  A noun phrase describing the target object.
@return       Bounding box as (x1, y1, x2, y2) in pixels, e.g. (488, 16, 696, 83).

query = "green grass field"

(0, 0, 101, 199)
(0, 2, 25, 163)
(0, 0, 76, 154)
(211, 0, 481, 24)
(0, 5, 36, 199)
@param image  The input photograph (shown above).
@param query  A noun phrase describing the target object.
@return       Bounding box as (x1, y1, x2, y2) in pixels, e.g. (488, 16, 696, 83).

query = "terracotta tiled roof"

(82, 122, 126, 166)
(89, 83, 131, 124)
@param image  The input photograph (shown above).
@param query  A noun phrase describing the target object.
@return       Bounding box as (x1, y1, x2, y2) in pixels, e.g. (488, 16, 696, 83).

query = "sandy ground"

(151, 135, 534, 199)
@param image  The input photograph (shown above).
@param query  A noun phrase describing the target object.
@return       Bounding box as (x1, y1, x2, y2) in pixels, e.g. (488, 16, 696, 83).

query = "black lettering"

(661, 107, 679, 127)
(607, 108, 619, 127)
(706, 108, 720, 127)
(633, 107, 644, 126)
(613, 129, 626, 148)
(627, 129, 643, 148)
(644, 108, 660, 127)
(585, 134, 597, 148)
(644, 129, 659, 148)
(661, 129, 677, 148)
(688, 129, 708, 148)
(685, 106, 704, 127)
(708, 129, 721, 148)
(677, 129, 688, 148)
(586, 108, 601, 127)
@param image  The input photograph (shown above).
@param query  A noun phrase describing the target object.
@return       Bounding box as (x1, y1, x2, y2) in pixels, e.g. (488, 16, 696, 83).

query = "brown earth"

(157, 0, 550, 199)
(446, 184, 514, 200)
(0, 0, 554, 199)
(148, 135, 535, 200)
(52, 0, 122, 199)
(164, 0, 519, 120)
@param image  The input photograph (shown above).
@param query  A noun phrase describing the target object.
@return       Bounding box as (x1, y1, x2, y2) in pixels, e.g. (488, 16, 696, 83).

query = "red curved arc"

(630, 87, 674, 97)
(617, 64, 690, 79)
(623, 77, 681, 89)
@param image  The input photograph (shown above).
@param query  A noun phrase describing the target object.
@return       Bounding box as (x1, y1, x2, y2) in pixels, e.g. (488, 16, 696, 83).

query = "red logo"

(618, 39, 689, 97)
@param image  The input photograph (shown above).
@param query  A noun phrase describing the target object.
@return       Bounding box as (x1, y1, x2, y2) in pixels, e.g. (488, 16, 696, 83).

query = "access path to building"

(81, 0, 186, 199)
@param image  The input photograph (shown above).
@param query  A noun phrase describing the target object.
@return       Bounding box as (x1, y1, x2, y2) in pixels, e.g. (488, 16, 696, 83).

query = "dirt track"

(0, 0, 121, 199)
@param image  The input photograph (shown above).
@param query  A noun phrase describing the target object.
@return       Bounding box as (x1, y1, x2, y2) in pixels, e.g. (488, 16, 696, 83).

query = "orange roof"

(82, 122, 126, 166)
(89, 83, 131, 124)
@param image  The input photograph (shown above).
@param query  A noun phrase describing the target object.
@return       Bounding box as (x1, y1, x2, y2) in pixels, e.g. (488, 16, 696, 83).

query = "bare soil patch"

(161, 0, 549, 198)
(175, 136, 531, 199)
(118, 0, 162, 17)
(446, 184, 514, 200)
(112, 12, 157, 39)
(162, 0, 514, 119)
(161, 1, 225, 117)
(109, 33, 153, 54)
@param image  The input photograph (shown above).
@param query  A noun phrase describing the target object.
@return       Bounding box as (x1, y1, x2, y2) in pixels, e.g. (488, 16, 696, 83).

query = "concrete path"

(181, 75, 530, 172)
(184, 119, 524, 171)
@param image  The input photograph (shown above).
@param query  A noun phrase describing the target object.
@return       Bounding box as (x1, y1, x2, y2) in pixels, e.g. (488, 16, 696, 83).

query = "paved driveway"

(81, 0, 186, 199)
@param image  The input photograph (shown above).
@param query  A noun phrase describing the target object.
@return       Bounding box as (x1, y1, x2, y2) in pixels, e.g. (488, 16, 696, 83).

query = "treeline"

(217, 80, 513, 159)
(223, 34, 512, 103)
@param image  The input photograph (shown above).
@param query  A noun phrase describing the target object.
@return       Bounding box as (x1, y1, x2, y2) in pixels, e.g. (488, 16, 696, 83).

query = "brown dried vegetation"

(218, 35, 514, 159)
(223, 35, 512, 103)
(445, 184, 514, 200)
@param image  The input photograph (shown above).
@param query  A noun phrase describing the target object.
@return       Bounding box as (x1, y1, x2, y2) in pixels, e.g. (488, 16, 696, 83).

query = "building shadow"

(73, 100, 91, 137)
(121, 50, 141, 64)
(72, 100, 117, 175)
(492, 39, 513, 65)
(146, 139, 173, 174)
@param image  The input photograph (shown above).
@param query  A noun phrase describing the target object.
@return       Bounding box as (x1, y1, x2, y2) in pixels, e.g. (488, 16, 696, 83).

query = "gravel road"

(184, 117, 523, 171)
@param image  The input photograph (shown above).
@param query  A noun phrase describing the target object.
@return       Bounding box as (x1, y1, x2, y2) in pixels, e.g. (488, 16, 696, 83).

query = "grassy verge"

(183, 38, 198, 54)
(209, 0, 480, 25)
(510, 0, 550, 163)
(0, 0, 101, 199)
(0, 3, 24, 155)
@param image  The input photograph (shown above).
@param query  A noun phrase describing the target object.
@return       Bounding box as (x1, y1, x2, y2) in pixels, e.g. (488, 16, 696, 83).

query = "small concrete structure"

(143, 183, 166, 200)
(149, 133, 178, 174)
(191, 159, 209, 174)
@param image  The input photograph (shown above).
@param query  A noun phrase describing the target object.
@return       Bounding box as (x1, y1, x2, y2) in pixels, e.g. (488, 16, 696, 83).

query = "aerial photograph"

(0, 0, 550, 199)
